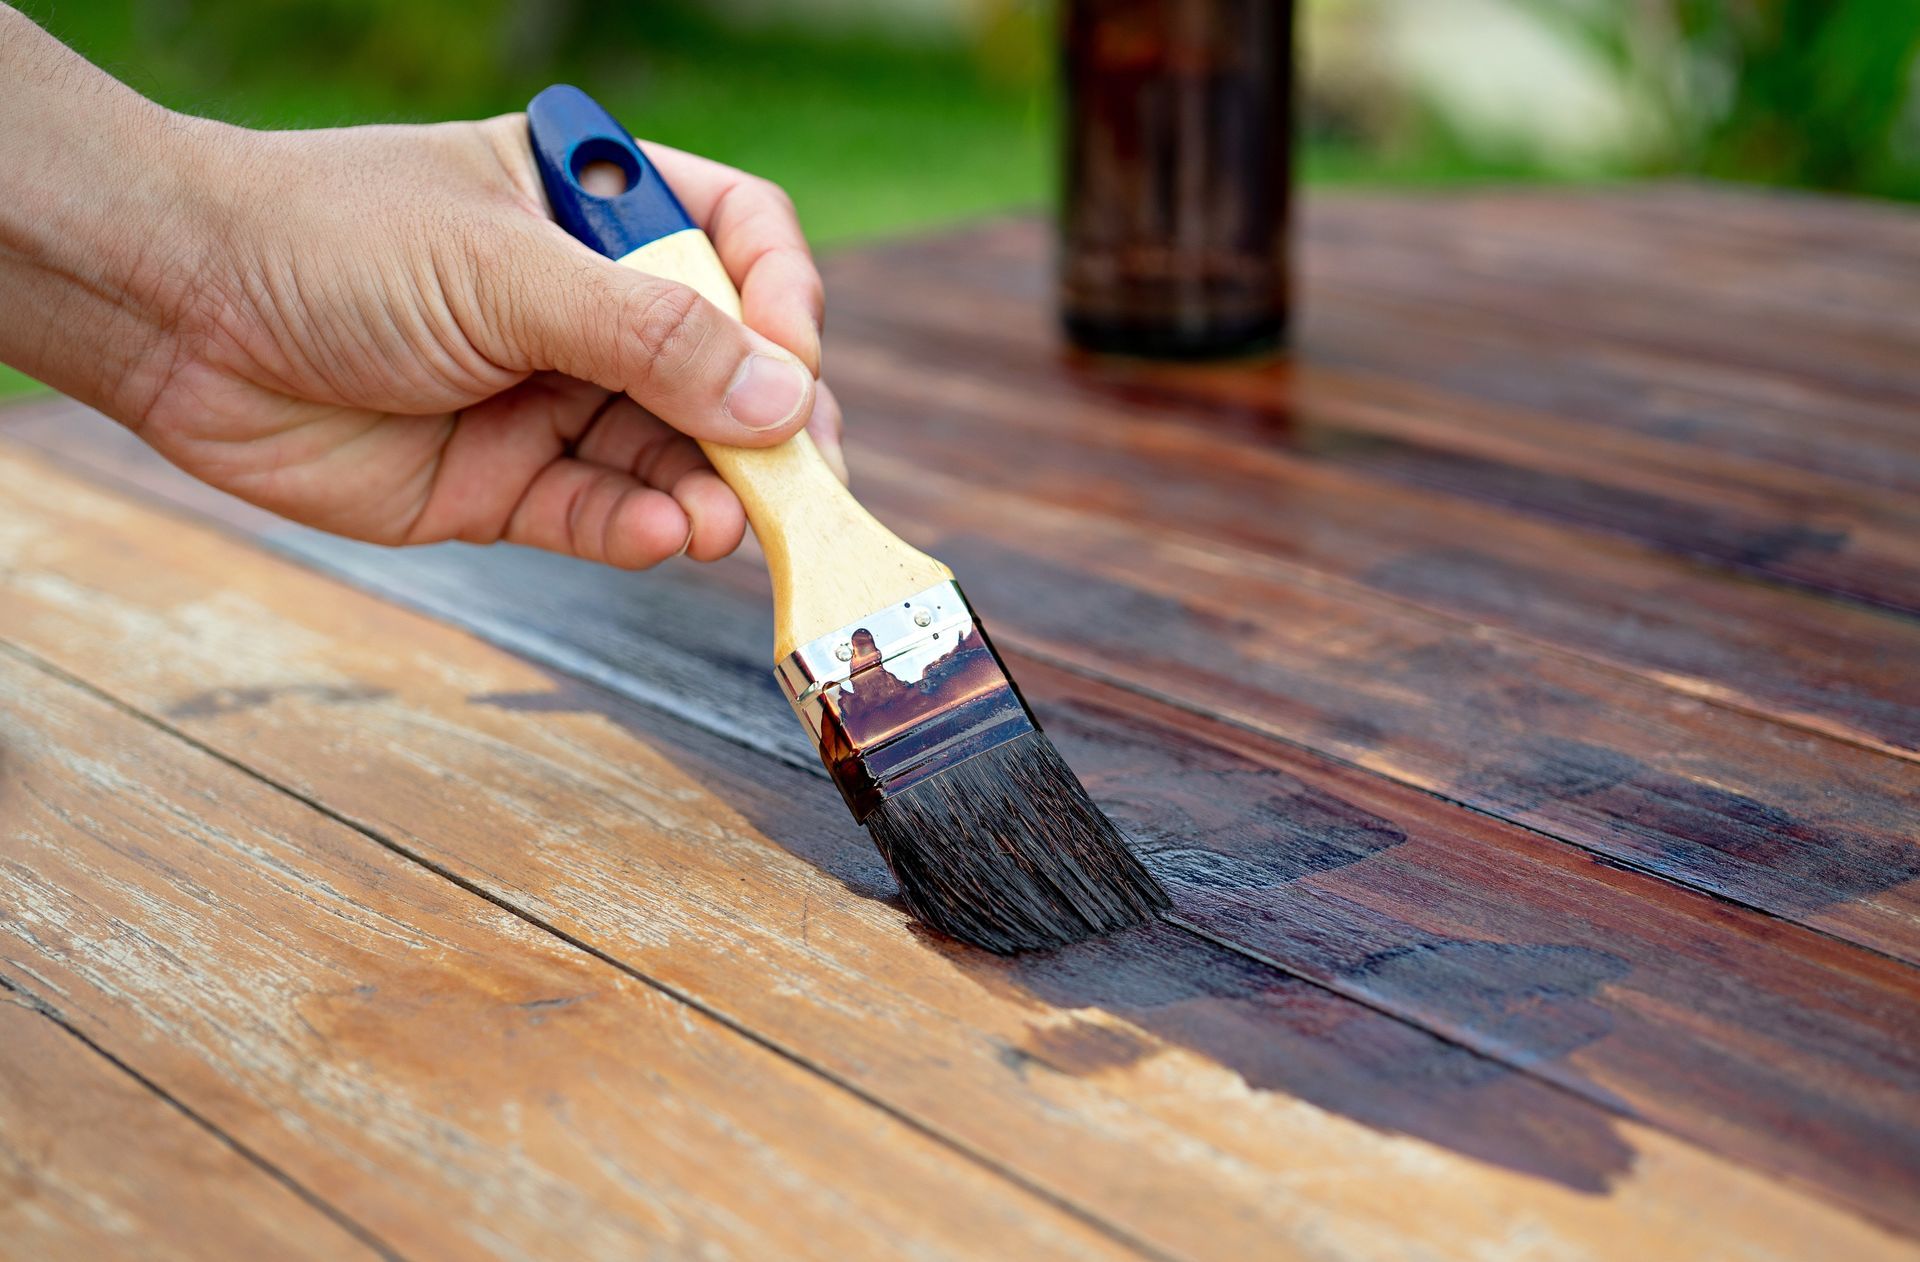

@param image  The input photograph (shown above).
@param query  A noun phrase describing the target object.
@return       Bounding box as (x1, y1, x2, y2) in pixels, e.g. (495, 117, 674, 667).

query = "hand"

(0, 9, 845, 569)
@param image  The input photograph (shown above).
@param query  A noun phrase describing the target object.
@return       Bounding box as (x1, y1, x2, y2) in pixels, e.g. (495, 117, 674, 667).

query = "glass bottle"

(1061, 0, 1295, 358)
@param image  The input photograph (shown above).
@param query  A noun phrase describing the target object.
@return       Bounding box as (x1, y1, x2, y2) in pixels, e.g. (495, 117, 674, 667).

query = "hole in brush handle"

(528, 83, 696, 259)
(570, 133, 639, 197)
(577, 161, 630, 197)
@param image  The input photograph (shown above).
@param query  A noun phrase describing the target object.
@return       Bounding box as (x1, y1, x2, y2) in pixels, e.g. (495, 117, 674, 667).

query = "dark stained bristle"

(863, 730, 1171, 954)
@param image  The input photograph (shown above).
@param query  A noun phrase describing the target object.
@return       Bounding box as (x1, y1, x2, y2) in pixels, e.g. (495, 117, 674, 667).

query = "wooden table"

(2, 183, 1917, 1261)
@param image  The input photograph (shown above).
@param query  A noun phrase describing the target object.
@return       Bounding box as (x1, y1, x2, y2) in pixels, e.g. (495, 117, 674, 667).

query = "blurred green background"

(5, 0, 1918, 400)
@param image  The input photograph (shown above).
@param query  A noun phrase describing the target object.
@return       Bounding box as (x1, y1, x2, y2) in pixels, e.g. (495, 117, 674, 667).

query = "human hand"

(0, 9, 844, 568)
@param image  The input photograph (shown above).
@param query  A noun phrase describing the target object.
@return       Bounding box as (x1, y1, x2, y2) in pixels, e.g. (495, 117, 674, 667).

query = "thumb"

(484, 222, 817, 447)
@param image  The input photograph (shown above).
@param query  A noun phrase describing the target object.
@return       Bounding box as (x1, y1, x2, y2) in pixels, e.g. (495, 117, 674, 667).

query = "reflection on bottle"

(1061, 0, 1295, 359)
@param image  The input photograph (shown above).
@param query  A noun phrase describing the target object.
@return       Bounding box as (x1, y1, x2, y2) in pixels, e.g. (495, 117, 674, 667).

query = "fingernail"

(724, 354, 812, 431)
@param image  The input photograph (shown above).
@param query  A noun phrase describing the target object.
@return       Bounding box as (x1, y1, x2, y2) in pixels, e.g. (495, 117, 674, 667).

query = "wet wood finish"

(3, 182, 1918, 1255)
(14, 400, 1920, 958)
(70, 462, 1920, 1232)
(0, 445, 1912, 1261)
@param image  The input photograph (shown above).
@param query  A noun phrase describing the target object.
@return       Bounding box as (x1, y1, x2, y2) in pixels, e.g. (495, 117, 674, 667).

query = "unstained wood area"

(2, 183, 1918, 1261)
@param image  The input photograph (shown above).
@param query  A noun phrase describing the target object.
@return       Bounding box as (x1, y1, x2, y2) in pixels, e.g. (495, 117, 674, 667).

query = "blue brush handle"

(523, 86, 955, 665)
(528, 84, 695, 259)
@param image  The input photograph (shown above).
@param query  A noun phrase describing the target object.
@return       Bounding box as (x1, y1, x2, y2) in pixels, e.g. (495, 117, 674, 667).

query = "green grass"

(1, 4, 1061, 403)
(0, 366, 45, 403)
(589, 48, 1051, 247)
(20, 2, 1057, 248)
(0, 2, 1599, 409)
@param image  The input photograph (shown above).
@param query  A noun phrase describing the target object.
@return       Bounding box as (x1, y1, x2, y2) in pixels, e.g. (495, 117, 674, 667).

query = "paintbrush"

(527, 85, 1169, 953)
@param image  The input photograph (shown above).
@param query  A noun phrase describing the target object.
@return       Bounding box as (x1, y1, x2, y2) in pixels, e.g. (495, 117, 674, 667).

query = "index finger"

(639, 140, 825, 377)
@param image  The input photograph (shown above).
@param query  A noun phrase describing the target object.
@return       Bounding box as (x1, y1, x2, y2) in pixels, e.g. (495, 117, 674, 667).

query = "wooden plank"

(260, 516, 1920, 1232)
(1309, 200, 1920, 359)
(814, 324, 1920, 756)
(1278, 188, 1920, 557)
(1305, 191, 1920, 387)
(830, 242, 1920, 615)
(0, 651, 1138, 1262)
(14, 405, 1919, 951)
(0, 993, 381, 1262)
(1303, 293, 1920, 497)
(1622, 183, 1920, 277)
(1, 447, 1916, 1257)
(17, 385, 1920, 957)
(7, 406, 1920, 1221)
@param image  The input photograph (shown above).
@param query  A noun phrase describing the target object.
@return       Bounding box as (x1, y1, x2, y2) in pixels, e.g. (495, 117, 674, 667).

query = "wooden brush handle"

(527, 85, 950, 660)
(616, 230, 952, 658)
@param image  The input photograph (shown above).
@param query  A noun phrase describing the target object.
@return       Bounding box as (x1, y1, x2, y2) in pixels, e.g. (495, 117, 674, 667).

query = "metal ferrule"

(774, 580, 1038, 821)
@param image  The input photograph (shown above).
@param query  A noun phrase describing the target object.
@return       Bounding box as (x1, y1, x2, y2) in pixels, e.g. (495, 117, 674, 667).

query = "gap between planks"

(6, 408, 1913, 968)
(0, 974, 408, 1262)
(4, 444, 1915, 1252)
(71, 420, 1920, 971)
(0, 458, 1905, 1231)
(3, 422, 1913, 1143)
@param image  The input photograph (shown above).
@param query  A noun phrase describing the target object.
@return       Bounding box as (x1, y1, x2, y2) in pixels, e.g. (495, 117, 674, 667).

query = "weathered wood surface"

(14, 201, 1920, 975)
(15, 373, 1920, 973)
(836, 186, 1920, 615)
(3, 445, 1914, 1259)
(16, 384, 1920, 1236)
(3, 183, 1917, 1255)
(0, 993, 380, 1262)
(826, 189, 1920, 744)
(148, 474, 1920, 1227)
(14, 407, 1920, 1218)
(0, 639, 1142, 1262)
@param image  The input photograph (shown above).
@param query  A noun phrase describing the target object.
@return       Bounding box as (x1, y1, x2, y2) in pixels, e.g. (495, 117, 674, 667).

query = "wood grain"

(8, 405, 1920, 1231)
(11, 447, 1920, 1252)
(18, 380, 1920, 971)
(23, 399, 1918, 961)
(829, 228, 1920, 672)
(3, 445, 1913, 1258)
(0, 646, 1136, 1262)
(0, 993, 380, 1262)
(235, 513, 1920, 1233)
(5, 181, 1919, 1251)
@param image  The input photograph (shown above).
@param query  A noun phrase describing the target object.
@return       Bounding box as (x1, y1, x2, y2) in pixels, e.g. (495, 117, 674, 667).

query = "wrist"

(0, 10, 234, 419)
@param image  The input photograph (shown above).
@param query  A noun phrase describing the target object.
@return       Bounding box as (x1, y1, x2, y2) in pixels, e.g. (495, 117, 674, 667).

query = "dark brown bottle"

(1061, 0, 1294, 358)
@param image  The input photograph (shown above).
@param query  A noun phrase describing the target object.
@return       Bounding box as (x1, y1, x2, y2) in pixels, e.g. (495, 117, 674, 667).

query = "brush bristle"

(863, 730, 1171, 954)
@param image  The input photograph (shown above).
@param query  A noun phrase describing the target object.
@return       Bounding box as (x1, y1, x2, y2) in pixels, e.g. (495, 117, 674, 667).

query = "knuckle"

(620, 281, 706, 387)
(463, 221, 515, 277)
(757, 176, 796, 214)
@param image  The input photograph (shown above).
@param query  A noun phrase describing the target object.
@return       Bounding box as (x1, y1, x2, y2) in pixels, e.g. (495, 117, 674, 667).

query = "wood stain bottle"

(1061, 0, 1295, 358)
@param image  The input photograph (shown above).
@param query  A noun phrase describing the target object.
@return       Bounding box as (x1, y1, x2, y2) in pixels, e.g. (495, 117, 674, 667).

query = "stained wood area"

(3, 183, 1918, 1258)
